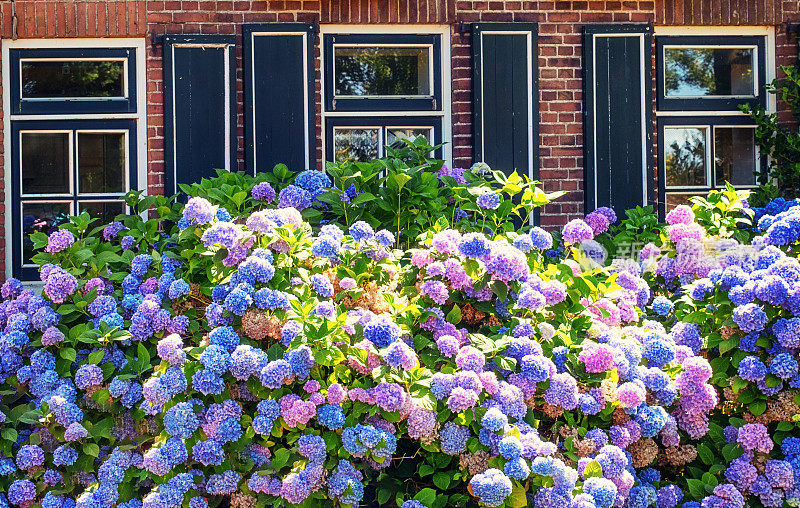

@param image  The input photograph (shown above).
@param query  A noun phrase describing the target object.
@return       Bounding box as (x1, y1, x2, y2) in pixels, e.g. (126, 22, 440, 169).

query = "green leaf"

(721, 442, 743, 462)
(85, 443, 100, 457)
(489, 280, 508, 301)
(697, 444, 714, 466)
(2, 428, 17, 442)
(583, 460, 603, 478)
(418, 464, 434, 477)
(413, 488, 436, 507)
(445, 304, 461, 325)
(86, 350, 105, 365)
(271, 448, 290, 470)
(60, 348, 77, 362)
(137, 342, 151, 373)
(494, 356, 517, 371)
(509, 483, 528, 508)
(377, 488, 392, 505)
(687, 479, 706, 500)
(432, 472, 451, 490)
(750, 400, 767, 416)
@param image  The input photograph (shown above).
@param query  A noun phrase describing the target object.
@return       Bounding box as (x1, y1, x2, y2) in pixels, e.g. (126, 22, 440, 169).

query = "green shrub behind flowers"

(2, 151, 800, 508)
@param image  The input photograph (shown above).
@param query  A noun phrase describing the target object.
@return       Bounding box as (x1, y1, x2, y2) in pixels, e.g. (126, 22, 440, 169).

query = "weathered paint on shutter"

(583, 24, 654, 216)
(244, 23, 316, 175)
(164, 35, 236, 194)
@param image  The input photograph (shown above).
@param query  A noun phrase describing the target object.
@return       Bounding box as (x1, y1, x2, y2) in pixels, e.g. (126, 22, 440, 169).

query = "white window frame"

(654, 27, 775, 216)
(2, 38, 148, 281)
(654, 26, 776, 117)
(320, 24, 452, 166)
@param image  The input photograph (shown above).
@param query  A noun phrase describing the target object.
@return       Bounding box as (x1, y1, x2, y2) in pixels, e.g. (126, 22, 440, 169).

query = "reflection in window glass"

(21, 60, 125, 99)
(386, 128, 432, 150)
(78, 133, 125, 193)
(334, 128, 380, 163)
(664, 47, 754, 97)
(714, 127, 757, 187)
(22, 202, 71, 264)
(665, 192, 699, 212)
(335, 47, 430, 96)
(664, 127, 708, 187)
(78, 201, 125, 225)
(21, 132, 70, 194)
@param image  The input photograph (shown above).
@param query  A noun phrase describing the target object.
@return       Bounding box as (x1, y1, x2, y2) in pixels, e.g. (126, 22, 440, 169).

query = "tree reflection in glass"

(333, 128, 379, 163)
(664, 48, 754, 97)
(664, 127, 707, 187)
(21, 60, 125, 98)
(334, 47, 429, 96)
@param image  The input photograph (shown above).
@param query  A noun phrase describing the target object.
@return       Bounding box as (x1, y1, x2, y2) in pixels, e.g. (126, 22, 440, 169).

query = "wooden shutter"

(472, 23, 538, 182)
(244, 23, 316, 175)
(163, 35, 236, 194)
(583, 24, 654, 215)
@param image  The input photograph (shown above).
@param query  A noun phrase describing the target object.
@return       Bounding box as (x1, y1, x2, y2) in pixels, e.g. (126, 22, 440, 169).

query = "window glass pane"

(665, 192, 700, 212)
(386, 128, 432, 150)
(714, 127, 757, 187)
(21, 60, 125, 99)
(664, 47, 754, 97)
(78, 132, 125, 193)
(21, 132, 70, 194)
(333, 128, 380, 163)
(22, 202, 71, 264)
(78, 201, 125, 224)
(335, 46, 430, 96)
(664, 127, 708, 187)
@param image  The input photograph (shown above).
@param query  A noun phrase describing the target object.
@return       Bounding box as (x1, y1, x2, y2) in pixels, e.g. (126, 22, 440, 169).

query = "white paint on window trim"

(654, 27, 775, 205)
(2, 37, 147, 281)
(654, 26, 777, 114)
(320, 24, 452, 167)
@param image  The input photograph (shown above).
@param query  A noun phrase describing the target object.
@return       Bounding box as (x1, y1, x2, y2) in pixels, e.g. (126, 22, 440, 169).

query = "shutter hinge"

(432, 99, 437, 110)
(332, 99, 336, 110)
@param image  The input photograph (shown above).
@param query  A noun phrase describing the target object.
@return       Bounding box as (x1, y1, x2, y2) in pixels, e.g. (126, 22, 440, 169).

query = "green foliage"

(741, 49, 800, 205)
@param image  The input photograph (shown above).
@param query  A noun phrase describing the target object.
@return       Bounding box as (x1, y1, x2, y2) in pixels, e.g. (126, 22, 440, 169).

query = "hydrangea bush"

(1, 157, 800, 508)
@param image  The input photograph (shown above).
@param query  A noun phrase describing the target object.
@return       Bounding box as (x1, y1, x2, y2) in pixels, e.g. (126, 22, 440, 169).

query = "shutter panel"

(472, 23, 538, 182)
(244, 23, 316, 175)
(163, 35, 236, 194)
(583, 24, 653, 215)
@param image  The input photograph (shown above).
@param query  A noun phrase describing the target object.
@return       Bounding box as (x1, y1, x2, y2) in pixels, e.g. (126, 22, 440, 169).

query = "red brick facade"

(0, 0, 799, 277)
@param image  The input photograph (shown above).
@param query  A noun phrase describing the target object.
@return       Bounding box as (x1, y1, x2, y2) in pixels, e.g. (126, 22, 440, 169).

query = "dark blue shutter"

(583, 24, 653, 216)
(472, 23, 538, 181)
(244, 23, 316, 174)
(163, 35, 236, 194)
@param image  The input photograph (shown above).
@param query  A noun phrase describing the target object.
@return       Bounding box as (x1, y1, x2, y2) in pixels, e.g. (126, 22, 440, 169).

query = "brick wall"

(0, 0, 797, 254)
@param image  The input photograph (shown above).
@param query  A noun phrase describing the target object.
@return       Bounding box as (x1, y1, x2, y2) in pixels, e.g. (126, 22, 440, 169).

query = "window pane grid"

(656, 35, 766, 216)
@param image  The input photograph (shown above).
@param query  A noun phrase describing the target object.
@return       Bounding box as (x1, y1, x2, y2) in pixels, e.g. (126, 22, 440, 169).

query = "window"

(326, 117, 441, 163)
(656, 34, 768, 215)
(322, 30, 449, 164)
(11, 121, 136, 277)
(4, 41, 144, 280)
(9, 48, 137, 114)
